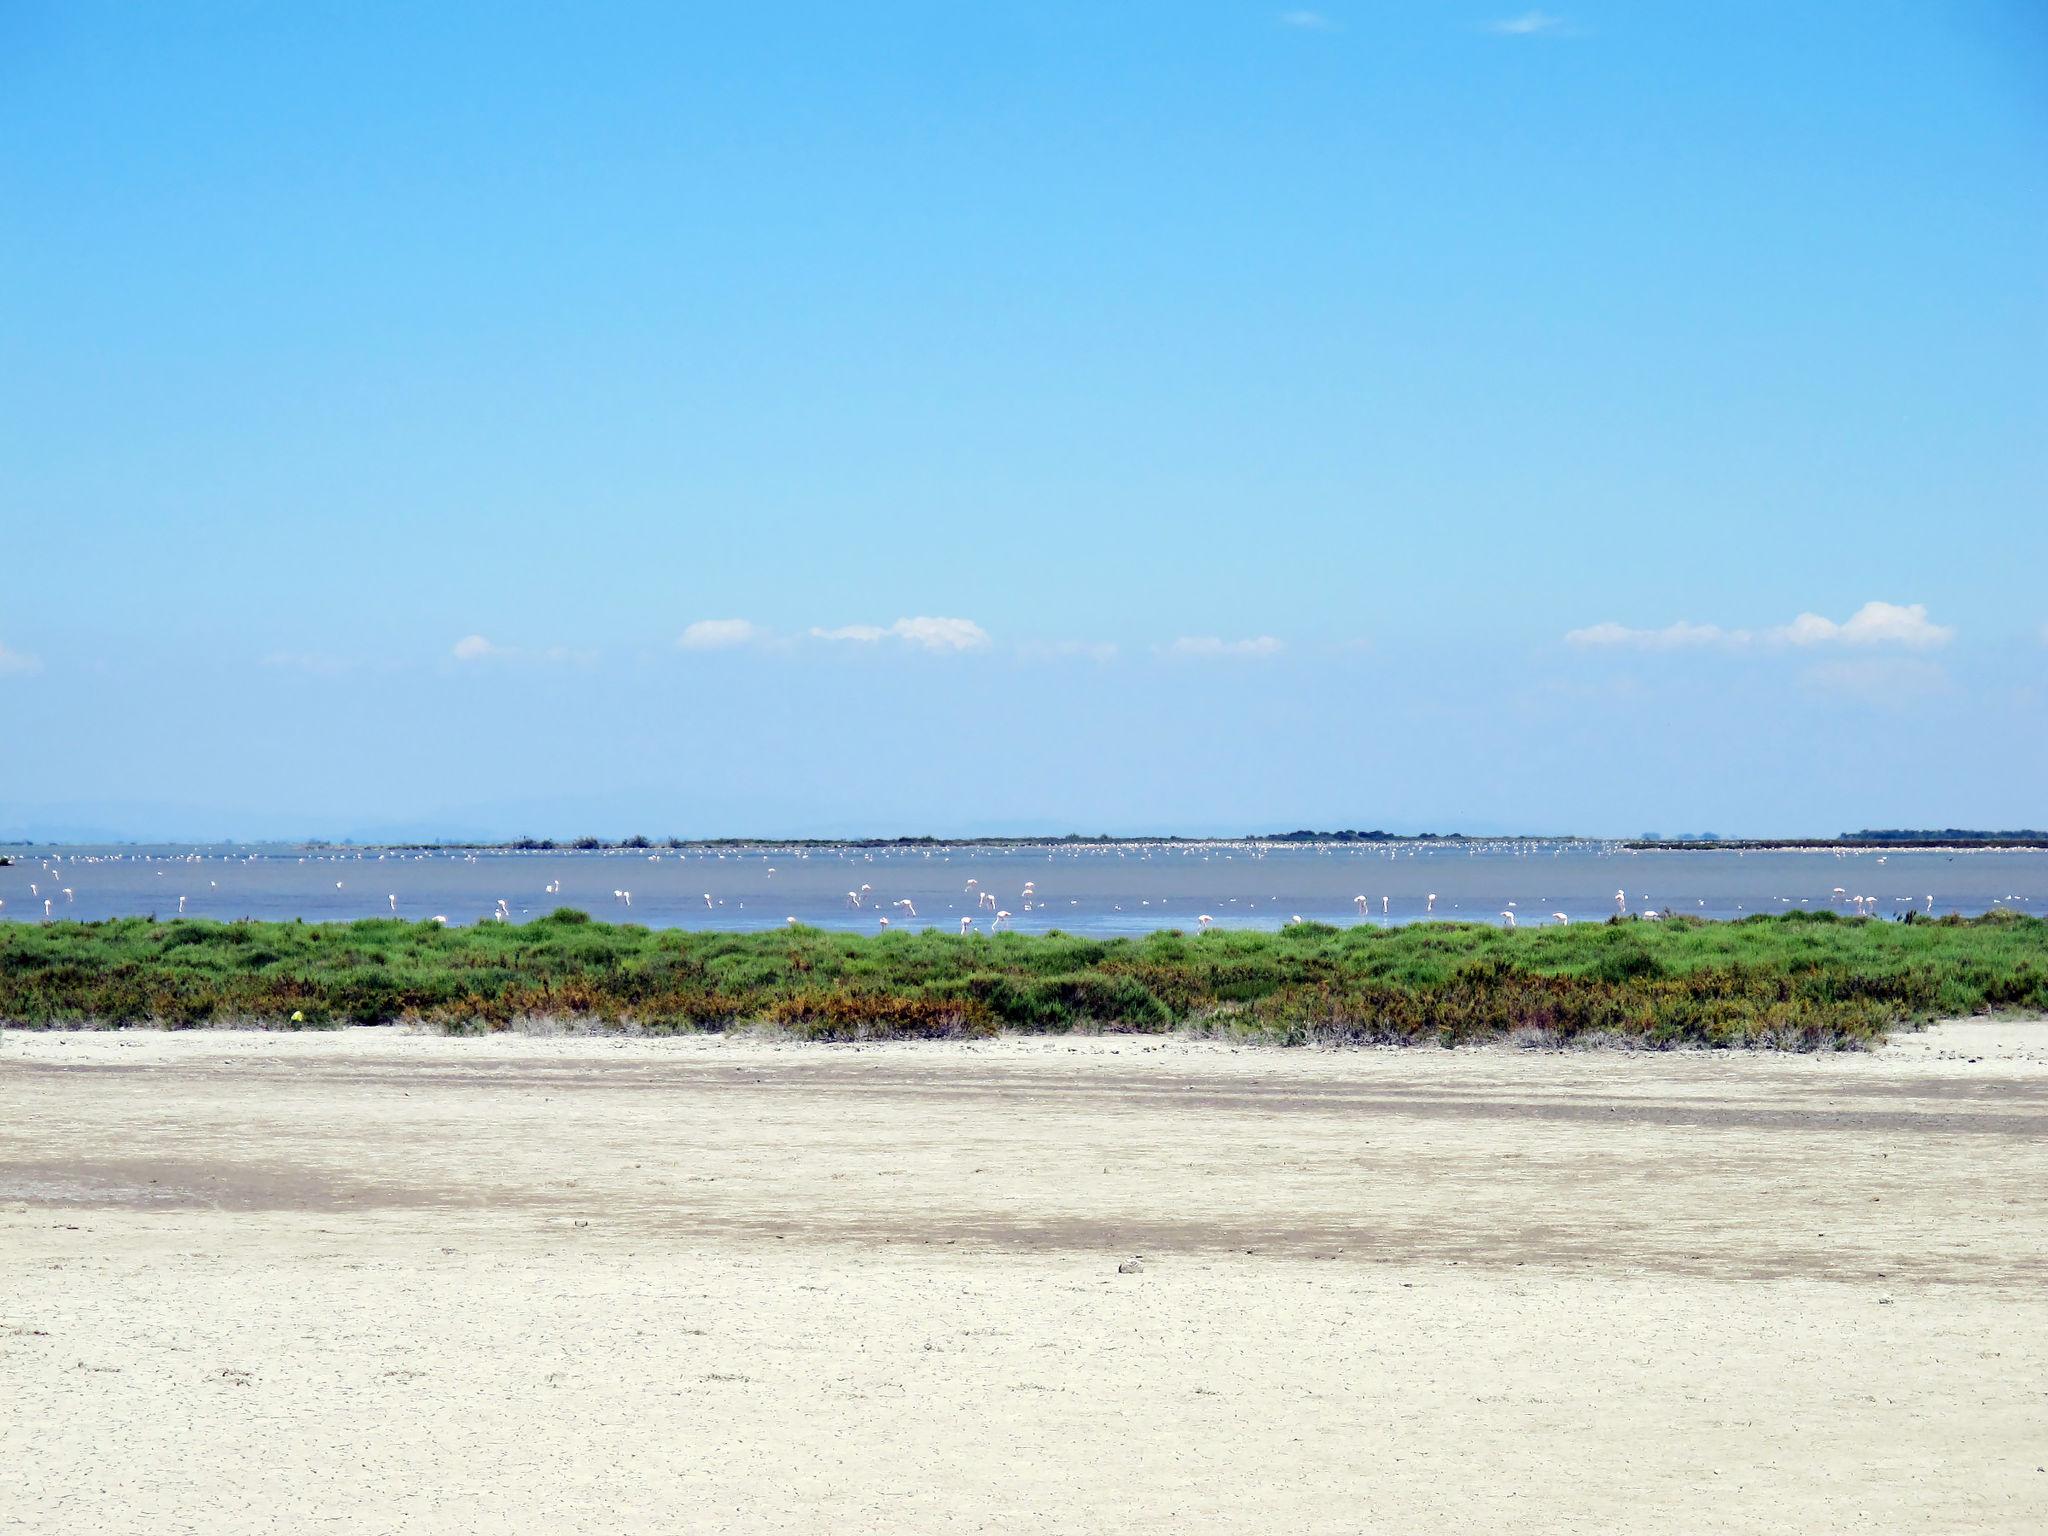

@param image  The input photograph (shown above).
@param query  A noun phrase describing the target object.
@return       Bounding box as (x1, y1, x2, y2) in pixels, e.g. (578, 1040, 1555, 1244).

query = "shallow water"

(3, 840, 2042, 933)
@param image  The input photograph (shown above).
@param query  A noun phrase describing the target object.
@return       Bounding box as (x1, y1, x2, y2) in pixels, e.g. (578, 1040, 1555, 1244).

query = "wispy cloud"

(677, 618, 767, 651)
(450, 634, 594, 665)
(1487, 10, 1567, 36)
(1565, 602, 1955, 652)
(1165, 635, 1285, 659)
(0, 640, 42, 675)
(811, 617, 991, 653)
(1019, 639, 1119, 663)
(261, 650, 353, 677)
(1799, 658, 1951, 707)
(1563, 620, 1737, 651)
(1278, 10, 1338, 31)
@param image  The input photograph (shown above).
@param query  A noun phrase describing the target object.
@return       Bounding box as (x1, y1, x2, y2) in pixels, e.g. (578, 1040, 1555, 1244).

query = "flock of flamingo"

(0, 842, 2027, 931)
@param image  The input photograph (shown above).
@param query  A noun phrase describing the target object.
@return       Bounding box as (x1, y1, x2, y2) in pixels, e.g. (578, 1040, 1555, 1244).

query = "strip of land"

(4, 1023, 2046, 1534)
(5, 910, 2045, 1046)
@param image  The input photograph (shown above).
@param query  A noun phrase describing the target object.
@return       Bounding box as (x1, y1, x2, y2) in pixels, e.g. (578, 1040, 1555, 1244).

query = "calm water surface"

(4, 841, 2044, 933)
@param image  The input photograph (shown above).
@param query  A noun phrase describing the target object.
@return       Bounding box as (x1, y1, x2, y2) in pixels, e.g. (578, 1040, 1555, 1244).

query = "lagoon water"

(3, 841, 2044, 934)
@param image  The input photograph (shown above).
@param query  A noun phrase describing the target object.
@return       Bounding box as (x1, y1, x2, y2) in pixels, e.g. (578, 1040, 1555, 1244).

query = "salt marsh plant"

(2, 909, 2041, 1049)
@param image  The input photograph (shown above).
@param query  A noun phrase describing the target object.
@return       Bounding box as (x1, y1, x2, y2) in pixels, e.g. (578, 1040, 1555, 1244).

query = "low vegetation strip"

(4, 910, 2044, 1048)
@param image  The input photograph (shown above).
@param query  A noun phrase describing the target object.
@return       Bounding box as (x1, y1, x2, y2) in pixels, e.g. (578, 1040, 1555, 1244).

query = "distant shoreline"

(1623, 838, 2048, 852)
(7, 832, 2048, 853)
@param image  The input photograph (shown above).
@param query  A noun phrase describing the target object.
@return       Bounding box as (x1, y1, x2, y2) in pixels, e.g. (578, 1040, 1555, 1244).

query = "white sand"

(5, 1023, 2046, 1533)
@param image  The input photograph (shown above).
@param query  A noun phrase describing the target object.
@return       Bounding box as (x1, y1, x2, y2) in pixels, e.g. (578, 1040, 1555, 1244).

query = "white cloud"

(0, 641, 42, 675)
(451, 634, 499, 662)
(1166, 635, 1285, 659)
(1781, 601, 1953, 649)
(677, 618, 766, 651)
(1279, 10, 1337, 30)
(889, 616, 990, 652)
(1566, 602, 1954, 653)
(810, 617, 990, 652)
(1488, 10, 1565, 35)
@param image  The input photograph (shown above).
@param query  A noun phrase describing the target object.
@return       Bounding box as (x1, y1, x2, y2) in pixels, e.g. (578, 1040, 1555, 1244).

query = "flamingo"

(1615, 889, 1626, 912)
(1381, 896, 1389, 914)
(432, 915, 448, 926)
(703, 893, 714, 909)
(1198, 914, 1214, 930)
(1500, 910, 1516, 927)
(979, 890, 998, 911)
(895, 899, 917, 919)
(959, 915, 975, 933)
(1425, 893, 1437, 913)
(1551, 912, 1568, 925)
(388, 894, 398, 913)
(877, 916, 890, 927)
(992, 910, 1011, 931)
(177, 895, 186, 913)
(1353, 895, 1369, 915)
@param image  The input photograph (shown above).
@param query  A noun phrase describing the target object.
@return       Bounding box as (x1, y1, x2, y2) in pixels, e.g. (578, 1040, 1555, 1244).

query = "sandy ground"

(4, 1023, 2047, 1534)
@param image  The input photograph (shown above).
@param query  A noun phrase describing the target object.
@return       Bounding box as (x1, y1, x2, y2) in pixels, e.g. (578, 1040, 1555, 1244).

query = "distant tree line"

(1847, 829, 2048, 843)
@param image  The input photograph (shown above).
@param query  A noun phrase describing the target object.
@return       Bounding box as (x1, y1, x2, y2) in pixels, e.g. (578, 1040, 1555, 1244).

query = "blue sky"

(2, 2, 2043, 840)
